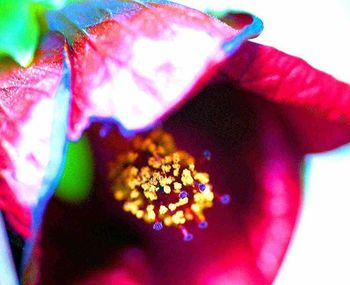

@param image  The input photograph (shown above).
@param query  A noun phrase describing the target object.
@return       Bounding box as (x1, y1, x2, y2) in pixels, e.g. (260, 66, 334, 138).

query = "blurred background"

(175, 0, 350, 284)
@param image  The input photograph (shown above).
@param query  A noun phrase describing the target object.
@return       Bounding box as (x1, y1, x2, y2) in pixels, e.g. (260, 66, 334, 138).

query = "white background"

(174, 1, 350, 284)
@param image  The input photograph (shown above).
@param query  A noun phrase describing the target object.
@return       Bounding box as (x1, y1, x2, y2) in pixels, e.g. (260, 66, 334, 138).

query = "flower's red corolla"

(39, 71, 349, 284)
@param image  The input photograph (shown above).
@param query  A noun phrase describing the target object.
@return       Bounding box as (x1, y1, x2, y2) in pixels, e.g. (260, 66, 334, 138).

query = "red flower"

(1, 1, 350, 284)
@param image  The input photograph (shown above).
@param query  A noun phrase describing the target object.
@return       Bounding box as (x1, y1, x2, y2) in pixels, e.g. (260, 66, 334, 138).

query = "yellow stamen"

(108, 129, 220, 239)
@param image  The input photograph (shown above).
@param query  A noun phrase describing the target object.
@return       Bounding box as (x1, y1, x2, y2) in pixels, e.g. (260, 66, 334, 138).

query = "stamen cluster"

(109, 129, 219, 240)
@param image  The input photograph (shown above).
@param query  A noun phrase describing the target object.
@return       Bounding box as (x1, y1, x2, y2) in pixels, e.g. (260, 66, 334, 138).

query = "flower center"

(108, 129, 230, 241)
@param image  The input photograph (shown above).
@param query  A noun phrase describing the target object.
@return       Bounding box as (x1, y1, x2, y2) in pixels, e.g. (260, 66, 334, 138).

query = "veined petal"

(0, 33, 68, 236)
(221, 41, 350, 153)
(47, 0, 262, 140)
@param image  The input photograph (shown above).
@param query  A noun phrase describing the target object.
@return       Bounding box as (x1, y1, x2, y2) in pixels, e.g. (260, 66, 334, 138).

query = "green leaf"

(0, 0, 78, 66)
(0, 0, 40, 66)
(55, 135, 94, 203)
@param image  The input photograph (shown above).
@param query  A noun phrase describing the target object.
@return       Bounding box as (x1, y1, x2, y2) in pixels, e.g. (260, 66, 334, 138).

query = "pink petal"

(49, 2, 261, 140)
(73, 248, 153, 285)
(0, 33, 66, 236)
(222, 41, 350, 153)
(247, 104, 301, 283)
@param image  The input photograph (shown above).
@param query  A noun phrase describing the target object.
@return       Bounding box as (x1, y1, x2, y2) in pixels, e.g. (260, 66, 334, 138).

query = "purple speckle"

(184, 233, 193, 242)
(153, 222, 163, 231)
(220, 194, 231, 205)
(203, 150, 211, 160)
(198, 184, 206, 192)
(198, 221, 208, 229)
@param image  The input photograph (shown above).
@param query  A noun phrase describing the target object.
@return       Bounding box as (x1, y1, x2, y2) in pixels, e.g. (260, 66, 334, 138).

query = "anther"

(179, 191, 188, 199)
(184, 233, 194, 242)
(180, 226, 193, 242)
(203, 150, 211, 160)
(220, 194, 231, 205)
(198, 183, 206, 192)
(198, 220, 208, 229)
(153, 221, 163, 231)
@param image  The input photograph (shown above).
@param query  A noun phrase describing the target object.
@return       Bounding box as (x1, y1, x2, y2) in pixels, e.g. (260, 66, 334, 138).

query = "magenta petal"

(222, 41, 350, 152)
(0, 33, 66, 236)
(50, 2, 261, 140)
(248, 105, 301, 283)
